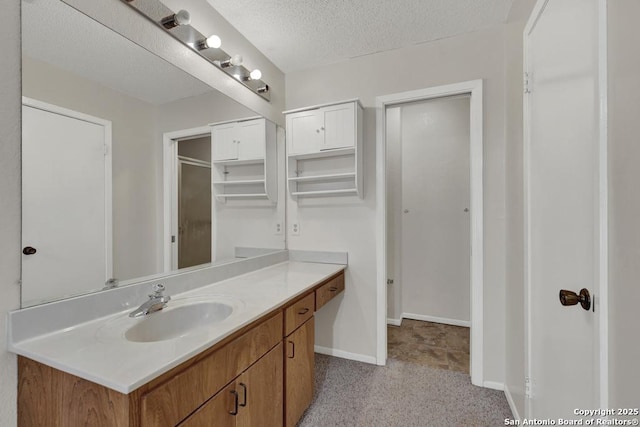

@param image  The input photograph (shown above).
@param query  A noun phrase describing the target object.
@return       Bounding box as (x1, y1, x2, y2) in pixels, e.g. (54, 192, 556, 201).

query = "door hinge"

(525, 376, 532, 398)
(387, 279, 394, 285)
(171, 235, 176, 243)
(524, 72, 532, 94)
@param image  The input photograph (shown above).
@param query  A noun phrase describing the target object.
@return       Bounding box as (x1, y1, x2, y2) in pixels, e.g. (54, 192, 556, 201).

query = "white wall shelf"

(211, 118, 277, 203)
(285, 100, 363, 199)
(211, 158, 265, 166)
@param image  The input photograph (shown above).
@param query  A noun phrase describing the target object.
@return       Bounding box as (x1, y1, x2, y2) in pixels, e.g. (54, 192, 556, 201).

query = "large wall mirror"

(21, 0, 286, 307)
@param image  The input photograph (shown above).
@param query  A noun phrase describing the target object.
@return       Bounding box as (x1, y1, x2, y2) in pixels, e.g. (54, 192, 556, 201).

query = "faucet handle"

(150, 284, 165, 297)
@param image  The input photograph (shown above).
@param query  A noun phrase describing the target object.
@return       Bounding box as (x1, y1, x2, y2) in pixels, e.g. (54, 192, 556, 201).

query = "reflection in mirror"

(21, 0, 284, 308)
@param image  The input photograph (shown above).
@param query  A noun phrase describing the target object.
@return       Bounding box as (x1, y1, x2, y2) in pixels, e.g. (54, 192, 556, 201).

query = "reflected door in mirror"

(177, 136, 212, 269)
(21, 100, 112, 306)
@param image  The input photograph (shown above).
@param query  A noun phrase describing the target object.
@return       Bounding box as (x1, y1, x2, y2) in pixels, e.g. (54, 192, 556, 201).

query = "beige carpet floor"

(298, 354, 512, 427)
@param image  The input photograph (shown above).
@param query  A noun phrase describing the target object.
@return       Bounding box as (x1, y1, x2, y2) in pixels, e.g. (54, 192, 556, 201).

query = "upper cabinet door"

(321, 102, 355, 151)
(286, 110, 323, 155)
(237, 119, 266, 160)
(211, 123, 239, 161)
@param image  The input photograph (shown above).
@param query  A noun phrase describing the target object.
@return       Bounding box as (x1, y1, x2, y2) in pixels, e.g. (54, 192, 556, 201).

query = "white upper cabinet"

(211, 122, 238, 161)
(284, 100, 363, 199)
(321, 102, 355, 151)
(210, 117, 277, 203)
(237, 119, 266, 160)
(286, 101, 356, 155)
(212, 117, 267, 161)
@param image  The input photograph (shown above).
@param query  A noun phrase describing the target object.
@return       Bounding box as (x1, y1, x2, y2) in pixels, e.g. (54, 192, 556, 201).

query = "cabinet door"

(180, 382, 236, 427)
(237, 119, 266, 160)
(321, 102, 355, 151)
(212, 123, 239, 161)
(237, 343, 283, 427)
(285, 317, 315, 427)
(286, 110, 322, 155)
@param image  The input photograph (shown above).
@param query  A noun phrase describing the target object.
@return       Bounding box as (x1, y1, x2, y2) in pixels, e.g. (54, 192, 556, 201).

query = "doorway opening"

(375, 80, 484, 387)
(386, 94, 472, 374)
(163, 126, 213, 272)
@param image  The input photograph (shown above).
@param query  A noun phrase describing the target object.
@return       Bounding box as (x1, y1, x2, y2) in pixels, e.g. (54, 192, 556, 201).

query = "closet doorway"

(386, 95, 471, 372)
(375, 80, 484, 386)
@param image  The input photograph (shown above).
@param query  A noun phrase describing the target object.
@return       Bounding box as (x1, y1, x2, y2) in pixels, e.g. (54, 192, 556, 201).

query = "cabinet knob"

(316, 129, 320, 133)
(287, 340, 295, 358)
(321, 127, 325, 131)
(298, 307, 309, 315)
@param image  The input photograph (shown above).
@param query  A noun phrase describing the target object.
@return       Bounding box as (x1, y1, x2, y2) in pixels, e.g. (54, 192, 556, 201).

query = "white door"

(525, 0, 603, 417)
(211, 123, 239, 161)
(237, 119, 265, 160)
(22, 102, 111, 306)
(321, 103, 355, 151)
(286, 110, 322, 155)
(400, 96, 471, 324)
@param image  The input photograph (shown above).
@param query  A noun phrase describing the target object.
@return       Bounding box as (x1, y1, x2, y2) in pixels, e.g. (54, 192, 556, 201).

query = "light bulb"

(197, 34, 222, 50)
(249, 69, 262, 80)
(174, 10, 191, 26)
(229, 54, 243, 67)
(161, 9, 190, 29)
(205, 35, 221, 49)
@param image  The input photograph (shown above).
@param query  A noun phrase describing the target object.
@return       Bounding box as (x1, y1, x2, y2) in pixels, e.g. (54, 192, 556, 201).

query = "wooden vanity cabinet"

(180, 343, 283, 427)
(284, 317, 315, 427)
(17, 270, 346, 427)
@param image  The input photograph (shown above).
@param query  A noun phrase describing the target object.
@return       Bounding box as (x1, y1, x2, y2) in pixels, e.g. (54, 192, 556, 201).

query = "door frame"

(375, 80, 484, 387)
(21, 96, 113, 281)
(523, 0, 609, 416)
(162, 126, 212, 272)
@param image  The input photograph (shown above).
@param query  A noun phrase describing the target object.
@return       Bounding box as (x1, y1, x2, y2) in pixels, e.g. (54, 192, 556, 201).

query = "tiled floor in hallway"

(387, 319, 470, 373)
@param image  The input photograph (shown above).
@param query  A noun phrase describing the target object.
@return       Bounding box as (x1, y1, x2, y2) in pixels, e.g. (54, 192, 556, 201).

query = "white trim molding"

(504, 384, 522, 422)
(375, 80, 484, 387)
(314, 345, 377, 365)
(403, 313, 471, 328)
(386, 318, 402, 326)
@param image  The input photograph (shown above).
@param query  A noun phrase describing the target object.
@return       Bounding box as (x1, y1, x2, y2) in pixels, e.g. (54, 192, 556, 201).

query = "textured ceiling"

(22, 0, 214, 105)
(206, 0, 515, 73)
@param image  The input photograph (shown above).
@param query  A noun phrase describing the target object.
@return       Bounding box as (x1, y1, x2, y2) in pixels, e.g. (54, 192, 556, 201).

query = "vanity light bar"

(121, 0, 270, 101)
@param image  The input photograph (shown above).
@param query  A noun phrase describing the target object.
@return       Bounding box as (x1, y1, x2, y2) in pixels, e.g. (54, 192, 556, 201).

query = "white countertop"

(9, 261, 345, 394)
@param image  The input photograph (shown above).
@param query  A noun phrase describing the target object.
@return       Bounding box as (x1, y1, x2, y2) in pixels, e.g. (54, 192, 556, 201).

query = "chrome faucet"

(129, 284, 171, 318)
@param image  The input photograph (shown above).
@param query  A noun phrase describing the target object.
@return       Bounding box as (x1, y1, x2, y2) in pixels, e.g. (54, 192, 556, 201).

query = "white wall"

(22, 57, 160, 282)
(0, 1, 21, 423)
(607, 0, 640, 409)
(286, 26, 507, 382)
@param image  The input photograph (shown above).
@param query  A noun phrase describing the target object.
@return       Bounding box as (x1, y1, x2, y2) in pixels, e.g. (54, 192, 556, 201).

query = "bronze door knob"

(559, 288, 591, 311)
(22, 246, 37, 255)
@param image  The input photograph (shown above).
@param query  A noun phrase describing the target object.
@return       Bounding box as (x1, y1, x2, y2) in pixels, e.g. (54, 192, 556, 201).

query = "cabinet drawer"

(315, 273, 345, 311)
(140, 312, 282, 427)
(284, 293, 314, 337)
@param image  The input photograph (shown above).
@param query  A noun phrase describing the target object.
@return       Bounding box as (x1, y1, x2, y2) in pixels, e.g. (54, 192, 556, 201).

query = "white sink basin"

(124, 301, 234, 343)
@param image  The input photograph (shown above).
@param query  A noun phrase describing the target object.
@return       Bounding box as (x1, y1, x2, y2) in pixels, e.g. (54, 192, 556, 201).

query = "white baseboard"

(504, 384, 521, 421)
(483, 380, 504, 391)
(386, 318, 402, 326)
(314, 345, 377, 365)
(402, 312, 471, 328)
